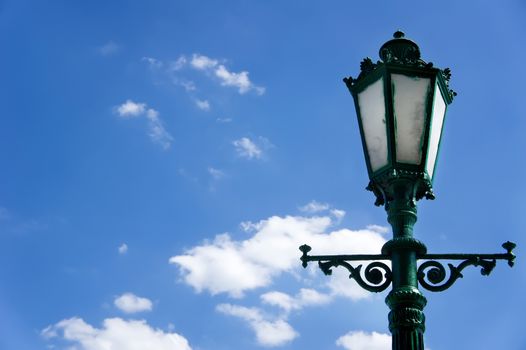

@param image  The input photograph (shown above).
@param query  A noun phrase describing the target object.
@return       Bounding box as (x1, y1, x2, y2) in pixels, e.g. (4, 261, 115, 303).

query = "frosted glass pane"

(392, 74, 431, 165)
(357, 78, 388, 172)
(426, 84, 446, 178)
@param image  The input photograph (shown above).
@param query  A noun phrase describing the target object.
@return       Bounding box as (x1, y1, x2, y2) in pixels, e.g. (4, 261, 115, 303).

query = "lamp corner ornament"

(359, 57, 377, 77)
(441, 67, 458, 101)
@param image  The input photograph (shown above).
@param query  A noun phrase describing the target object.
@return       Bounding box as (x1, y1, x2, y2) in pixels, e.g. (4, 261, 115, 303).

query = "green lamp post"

(299, 31, 516, 350)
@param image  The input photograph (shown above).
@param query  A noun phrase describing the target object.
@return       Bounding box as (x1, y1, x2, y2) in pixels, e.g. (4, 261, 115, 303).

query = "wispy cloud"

(42, 317, 192, 350)
(299, 200, 330, 213)
(217, 304, 298, 347)
(216, 117, 232, 123)
(195, 99, 211, 111)
(299, 201, 346, 224)
(142, 56, 163, 69)
(336, 331, 391, 350)
(261, 288, 331, 314)
(98, 41, 119, 56)
(114, 293, 153, 313)
(214, 64, 265, 95)
(176, 79, 196, 92)
(171, 54, 265, 95)
(208, 167, 225, 180)
(232, 137, 263, 159)
(118, 243, 128, 255)
(170, 56, 187, 71)
(115, 100, 173, 150)
(145, 108, 173, 150)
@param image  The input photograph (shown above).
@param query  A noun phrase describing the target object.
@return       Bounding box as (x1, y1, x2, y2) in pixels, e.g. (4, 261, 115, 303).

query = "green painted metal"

(344, 31, 455, 205)
(299, 31, 516, 350)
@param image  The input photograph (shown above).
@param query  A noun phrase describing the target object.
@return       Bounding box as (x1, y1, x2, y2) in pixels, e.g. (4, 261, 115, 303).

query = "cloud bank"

(42, 317, 192, 350)
(170, 211, 387, 298)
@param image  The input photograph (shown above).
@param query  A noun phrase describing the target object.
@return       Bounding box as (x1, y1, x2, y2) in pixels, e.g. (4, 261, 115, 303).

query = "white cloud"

(261, 288, 331, 314)
(299, 200, 330, 213)
(331, 209, 346, 223)
(366, 225, 390, 234)
(195, 99, 210, 111)
(116, 100, 146, 118)
(326, 268, 370, 300)
(239, 220, 261, 233)
(114, 100, 173, 150)
(232, 137, 263, 159)
(216, 117, 232, 123)
(188, 54, 264, 95)
(114, 293, 153, 313)
(299, 201, 346, 224)
(146, 108, 174, 150)
(190, 54, 219, 70)
(118, 243, 128, 254)
(336, 331, 391, 350)
(170, 213, 387, 298)
(98, 41, 119, 56)
(217, 304, 298, 347)
(215, 65, 265, 95)
(42, 317, 191, 350)
(144, 54, 264, 95)
(208, 167, 225, 180)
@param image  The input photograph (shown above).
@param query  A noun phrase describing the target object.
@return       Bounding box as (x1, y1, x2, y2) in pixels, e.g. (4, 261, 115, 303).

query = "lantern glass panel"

(426, 84, 447, 178)
(391, 74, 431, 165)
(357, 77, 388, 172)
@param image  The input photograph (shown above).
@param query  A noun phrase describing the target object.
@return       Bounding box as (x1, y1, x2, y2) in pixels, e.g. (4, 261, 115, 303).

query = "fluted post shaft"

(382, 179, 427, 350)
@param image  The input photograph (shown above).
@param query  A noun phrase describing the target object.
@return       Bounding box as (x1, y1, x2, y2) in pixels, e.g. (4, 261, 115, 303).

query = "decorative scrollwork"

(300, 244, 392, 293)
(301, 242, 516, 294)
(318, 260, 392, 293)
(417, 258, 497, 292)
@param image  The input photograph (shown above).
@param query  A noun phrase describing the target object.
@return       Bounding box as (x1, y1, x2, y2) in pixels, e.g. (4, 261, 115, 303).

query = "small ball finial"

(379, 30, 420, 63)
(393, 30, 405, 38)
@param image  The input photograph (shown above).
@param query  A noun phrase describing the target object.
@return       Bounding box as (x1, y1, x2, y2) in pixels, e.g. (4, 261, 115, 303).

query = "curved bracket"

(319, 260, 392, 293)
(300, 244, 392, 293)
(417, 241, 516, 292)
(300, 241, 516, 293)
(417, 258, 495, 292)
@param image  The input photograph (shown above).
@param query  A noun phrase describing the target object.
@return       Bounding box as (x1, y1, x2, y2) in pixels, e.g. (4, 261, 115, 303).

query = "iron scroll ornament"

(417, 241, 516, 292)
(299, 244, 392, 293)
(300, 241, 515, 293)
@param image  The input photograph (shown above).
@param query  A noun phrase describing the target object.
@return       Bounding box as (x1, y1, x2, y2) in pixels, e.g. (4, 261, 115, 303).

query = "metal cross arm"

(416, 241, 516, 292)
(299, 241, 516, 294)
(299, 244, 393, 293)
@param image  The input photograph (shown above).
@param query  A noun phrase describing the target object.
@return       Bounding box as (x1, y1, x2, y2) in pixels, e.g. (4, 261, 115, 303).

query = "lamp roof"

(379, 31, 422, 64)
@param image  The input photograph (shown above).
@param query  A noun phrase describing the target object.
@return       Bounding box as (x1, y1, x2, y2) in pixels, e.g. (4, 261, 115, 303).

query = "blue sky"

(1, 1, 525, 349)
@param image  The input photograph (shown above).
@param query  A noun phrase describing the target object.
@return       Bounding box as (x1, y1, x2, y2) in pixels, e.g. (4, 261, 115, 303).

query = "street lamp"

(299, 31, 516, 350)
